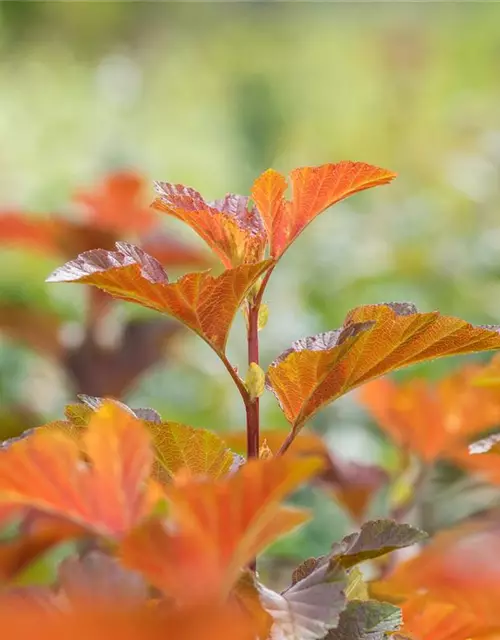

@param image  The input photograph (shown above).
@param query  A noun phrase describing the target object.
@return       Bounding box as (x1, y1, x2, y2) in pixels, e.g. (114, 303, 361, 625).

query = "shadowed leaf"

(330, 520, 426, 569)
(47, 242, 272, 355)
(267, 303, 500, 435)
(259, 553, 348, 640)
(327, 600, 401, 640)
(251, 162, 396, 258)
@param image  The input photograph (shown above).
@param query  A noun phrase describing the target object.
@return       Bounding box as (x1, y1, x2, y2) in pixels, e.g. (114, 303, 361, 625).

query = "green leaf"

(328, 600, 402, 640)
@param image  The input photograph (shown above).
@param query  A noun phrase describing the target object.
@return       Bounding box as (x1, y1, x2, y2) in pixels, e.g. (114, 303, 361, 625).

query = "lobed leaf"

(59, 397, 236, 482)
(267, 303, 500, 434)
(360, 367, 500, 463)
(0, 403, 158, 537)
(121, 456, 322, 602)
(47, 242, 272, 355)
(330, 519, 426, 569)
(258, 559, 348, 640)
(153, 183, 267, 268)
(327, 600, 402, 640)
(251, 162, 395, 259)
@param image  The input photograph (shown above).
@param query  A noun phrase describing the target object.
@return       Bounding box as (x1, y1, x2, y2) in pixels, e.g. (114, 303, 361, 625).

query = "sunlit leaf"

(0, 403, 158, 537)
(59, 396, 236, 482)
(251, 162, 395, 258)
(121, 457, 322, 601)
(327, 600, 401, 640)
(267, 303, 500, 435)
(153, 184, 267, 268)
(47, 242, 272, 355)
(360, 367, 500, 463)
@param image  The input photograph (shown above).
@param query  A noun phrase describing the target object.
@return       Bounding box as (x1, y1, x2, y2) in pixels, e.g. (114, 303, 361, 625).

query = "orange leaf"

(121, 456, 322, 602)
(153, 185, 267, 268)
(0, 403, 158, 537)
(267, 303, 500, 434)
(373, 518, 500, 628)
(0, 600, 255, 640)
(47, 242, 272, 355)
(75, 171, 155, 234)
(252, 162, 396, 258)
(398, 596, 484, 640)
(359, 366, 500, 463)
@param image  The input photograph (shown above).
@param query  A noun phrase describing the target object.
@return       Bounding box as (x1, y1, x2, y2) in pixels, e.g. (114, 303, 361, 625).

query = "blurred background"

(2, 1, 500, 579)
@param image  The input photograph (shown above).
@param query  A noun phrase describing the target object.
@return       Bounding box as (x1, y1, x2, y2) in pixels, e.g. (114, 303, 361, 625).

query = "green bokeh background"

(2, 2, 500, 581)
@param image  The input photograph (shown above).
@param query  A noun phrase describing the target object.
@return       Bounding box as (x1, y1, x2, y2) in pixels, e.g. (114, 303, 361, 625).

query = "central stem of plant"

(246, 302, 260, 460)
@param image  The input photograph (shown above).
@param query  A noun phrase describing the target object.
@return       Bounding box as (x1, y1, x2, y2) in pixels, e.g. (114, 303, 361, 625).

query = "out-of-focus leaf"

(0, 403, 158, 537)
(372, 517, 500, 627)
(233, 571, 274, 640)
(360, 367, 500, 463)
(397, 596, 485, 640)
(58, 552, 148, 606)
(258, 556, 348, 640)
(74, 171, 155, 234)
(251, 162, 395, 259)
(0, 303, 62, 358)
(319, 459, 388, 524)
(47, 242, 272, 355)
(258, 303, 269, 331)
(267, 303, 500, 435)
(472, 352, 500, 387)
(153, 184, 267, 268)
(121, 457, 322, 602)
(0, 598, 256, 640)
(327, 600, 401, 640)
(469, 432, 500, 455)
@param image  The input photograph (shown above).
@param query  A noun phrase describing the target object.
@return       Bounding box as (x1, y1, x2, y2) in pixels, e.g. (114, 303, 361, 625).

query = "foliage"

(1, 160, 500, 639)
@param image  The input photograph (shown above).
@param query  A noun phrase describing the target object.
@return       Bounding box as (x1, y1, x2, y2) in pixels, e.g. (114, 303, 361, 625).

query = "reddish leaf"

(74, 171, 155, 234)
(47, 242, 272, 355)
(0, 403, 158, 537)
(267, 303, 500, 435)
(121, 456, 323, 601)
(0, 212, 60, 253)
(0, 303, 62, 358)
(319, 459, 388, 524)
(359, 367, 500, 463)
(153, 185, 267, 268)
(251, 162, 396, 258)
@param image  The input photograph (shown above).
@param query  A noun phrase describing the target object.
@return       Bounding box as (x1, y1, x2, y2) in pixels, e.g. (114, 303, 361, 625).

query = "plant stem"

(246, 302, 260, 460)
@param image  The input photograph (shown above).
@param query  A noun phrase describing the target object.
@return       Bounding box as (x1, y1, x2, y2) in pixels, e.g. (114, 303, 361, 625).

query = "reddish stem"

(246, 302, 260, 460)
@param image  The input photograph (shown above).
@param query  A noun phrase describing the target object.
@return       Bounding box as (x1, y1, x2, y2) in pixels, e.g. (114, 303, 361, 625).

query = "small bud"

(245, 362, 266, 401)
(258, 303, 269, 331)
